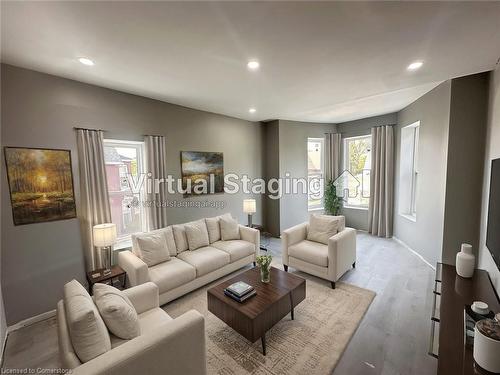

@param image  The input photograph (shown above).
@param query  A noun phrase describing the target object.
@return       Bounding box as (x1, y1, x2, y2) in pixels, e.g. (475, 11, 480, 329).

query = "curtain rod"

(142, 134, 165, 137)
(73, 126, 109, 132)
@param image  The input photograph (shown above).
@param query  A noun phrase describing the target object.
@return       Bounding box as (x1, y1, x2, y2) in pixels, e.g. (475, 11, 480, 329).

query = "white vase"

(456, 243, 475, 278)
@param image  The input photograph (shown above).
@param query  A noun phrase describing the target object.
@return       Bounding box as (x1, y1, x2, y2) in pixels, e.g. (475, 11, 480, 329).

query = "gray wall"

(278, 120, 337, 232)
(1, 64, 264, 324)
(442, 73, 489, 264)
(0, 99, 6, 357)
(394, 82, 452, 267)
(479, 67, 500, 294)
(336, 113, 398, 231)
(263, 120, 280, 236)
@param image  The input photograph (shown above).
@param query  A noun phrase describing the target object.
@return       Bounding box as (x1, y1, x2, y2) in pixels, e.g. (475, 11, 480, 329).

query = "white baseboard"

(6, 309, 56, 334)
(392, 236, 435, 270)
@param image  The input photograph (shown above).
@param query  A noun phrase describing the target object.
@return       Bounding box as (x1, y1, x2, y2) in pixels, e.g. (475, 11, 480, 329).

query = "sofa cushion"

(138, 307, 173, 334)
(220, 216, 240, 241)
(185, 219, 210, 251)
(132, 226, 177, 257)
(177, 246, 230, 277)
(93, 283, 140, 340)
(205, 213, 232, 243)
(135, 232, 171, 267)
(211, 240, 255, 262)
(163, 226, 177, 256)
(288, 240, 328, 267)
(172, 224, 189, 253)
(148, 257, 196, 293)
(63, 280, 111, 363)
(307, 214, 339, 245)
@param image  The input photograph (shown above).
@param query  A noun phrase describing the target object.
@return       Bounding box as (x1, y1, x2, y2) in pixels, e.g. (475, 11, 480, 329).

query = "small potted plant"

(256, 255, 272, 283)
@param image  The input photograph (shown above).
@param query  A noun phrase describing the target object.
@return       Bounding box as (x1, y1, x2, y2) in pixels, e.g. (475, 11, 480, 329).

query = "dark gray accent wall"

(263, 120, 280, 236)
(336, 113, 398, 231)
(394, 81, 452, 266)
(1, 64, 264, 324)
(442, 73, 489, 264)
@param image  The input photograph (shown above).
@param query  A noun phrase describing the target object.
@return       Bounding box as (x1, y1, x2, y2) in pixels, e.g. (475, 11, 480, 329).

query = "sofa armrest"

(281, 222, 308, 266)
(118, 250, 150, 287)
(72, 310, 206, 375)
(239, 225, 260, 257)
(327, 227, 357, 281)
(122, 282, 159, 314)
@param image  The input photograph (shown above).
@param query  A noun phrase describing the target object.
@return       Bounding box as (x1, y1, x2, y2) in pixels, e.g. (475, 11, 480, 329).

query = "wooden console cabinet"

(429, 263, 500, 374)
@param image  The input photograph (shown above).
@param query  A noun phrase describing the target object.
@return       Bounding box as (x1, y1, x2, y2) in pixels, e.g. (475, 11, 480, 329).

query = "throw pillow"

(63, 279, 111, 363)
(93, 283, 141, 340)
(136, 232, 170, 267)
(163, 226, 177, 256)
(307, 214, 339, 245)
(185, 220, 210, 250)
(312, 214, 345, 232)
(205, 213, 231, 243)
(220, 216, 240, 241)
(172, 224, 189, 253)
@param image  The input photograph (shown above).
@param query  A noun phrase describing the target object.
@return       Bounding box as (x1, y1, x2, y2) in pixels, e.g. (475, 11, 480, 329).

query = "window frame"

(343, 134, 372, 210)
(307, 137, 325, 211)
(103, 139, 147, 247)
(398, 121, 420, 222)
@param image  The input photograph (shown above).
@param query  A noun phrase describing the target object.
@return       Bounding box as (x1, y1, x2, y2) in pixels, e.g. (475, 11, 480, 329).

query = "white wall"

(479, 67, 500, 294)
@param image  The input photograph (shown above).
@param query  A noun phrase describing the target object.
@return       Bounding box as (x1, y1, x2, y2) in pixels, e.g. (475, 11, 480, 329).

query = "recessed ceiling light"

(247, 60, 260, 70)
(249, 108, 257, 114)
(407, 61, 423, 71)
(78, 57, 95, 66)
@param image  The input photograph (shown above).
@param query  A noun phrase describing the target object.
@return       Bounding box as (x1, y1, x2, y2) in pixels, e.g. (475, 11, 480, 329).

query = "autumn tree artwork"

(181, 151, 224, 195)
(4, 147, 76, 225)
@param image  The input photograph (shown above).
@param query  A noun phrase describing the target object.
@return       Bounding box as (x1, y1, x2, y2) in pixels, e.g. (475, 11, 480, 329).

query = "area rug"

(163, 270, 375, 375)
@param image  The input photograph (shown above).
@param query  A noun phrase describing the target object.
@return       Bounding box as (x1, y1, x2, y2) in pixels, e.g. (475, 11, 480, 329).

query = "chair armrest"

(281, 222, 308, 265)
(122, 282, 159, 314)
(239, 225, 260, 257)
(72, 310, 206, 375)
(118, 251, 150, 287)
(327, 227, 357, 281)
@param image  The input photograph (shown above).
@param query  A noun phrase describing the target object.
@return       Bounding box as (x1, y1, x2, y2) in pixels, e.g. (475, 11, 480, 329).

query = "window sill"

(399, 213, 417, 223)
(343, 205, 368, 211)
(114, 239, 132, 251)
(308, 207, 324, 212)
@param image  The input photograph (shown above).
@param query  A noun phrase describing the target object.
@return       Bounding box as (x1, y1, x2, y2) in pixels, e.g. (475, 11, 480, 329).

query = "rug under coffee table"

(207, 266, 306, 355)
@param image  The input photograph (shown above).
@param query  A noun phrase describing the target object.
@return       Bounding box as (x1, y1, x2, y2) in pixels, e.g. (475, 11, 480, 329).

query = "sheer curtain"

(76, 129, 112, 270)
(325, 133, 342, 181)
(368, 125, 394, 237)
(144, 135, 168, 229)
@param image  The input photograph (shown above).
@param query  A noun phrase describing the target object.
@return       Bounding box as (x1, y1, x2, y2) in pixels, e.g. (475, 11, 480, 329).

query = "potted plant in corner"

(324, 179, 342, 215)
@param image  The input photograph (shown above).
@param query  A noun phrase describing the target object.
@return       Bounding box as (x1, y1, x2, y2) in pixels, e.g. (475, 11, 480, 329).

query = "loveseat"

(118, 213, 260, 305)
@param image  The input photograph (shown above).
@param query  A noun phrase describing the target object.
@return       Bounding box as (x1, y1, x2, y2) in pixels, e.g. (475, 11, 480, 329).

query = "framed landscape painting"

(181, 151, 224, 195)
(4, 147, 77, 225)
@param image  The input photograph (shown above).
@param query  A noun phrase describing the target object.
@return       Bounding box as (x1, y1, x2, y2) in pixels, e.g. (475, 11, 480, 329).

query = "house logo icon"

(333, 170, 362, 203)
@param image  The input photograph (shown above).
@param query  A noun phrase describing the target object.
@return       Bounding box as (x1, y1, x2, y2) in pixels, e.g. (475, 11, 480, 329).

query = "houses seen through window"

(343, 135, 371, 208)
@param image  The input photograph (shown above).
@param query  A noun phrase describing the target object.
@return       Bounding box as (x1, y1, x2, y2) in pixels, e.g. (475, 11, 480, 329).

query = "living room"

(1, 2, 500, 375)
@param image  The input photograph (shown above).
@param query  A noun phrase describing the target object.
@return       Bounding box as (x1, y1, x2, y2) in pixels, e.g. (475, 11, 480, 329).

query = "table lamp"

(243, 199, 256, 227)
(93, 223, 117, 275)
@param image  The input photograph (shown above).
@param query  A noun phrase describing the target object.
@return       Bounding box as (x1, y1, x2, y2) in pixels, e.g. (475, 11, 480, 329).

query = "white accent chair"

(282, 216, 356, 289)
(57, 282, 206, 375)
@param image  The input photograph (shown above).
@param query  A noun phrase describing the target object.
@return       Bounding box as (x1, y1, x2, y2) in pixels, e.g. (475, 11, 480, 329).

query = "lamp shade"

(93, 223, 117, 247)
(243, 199, 256, 214)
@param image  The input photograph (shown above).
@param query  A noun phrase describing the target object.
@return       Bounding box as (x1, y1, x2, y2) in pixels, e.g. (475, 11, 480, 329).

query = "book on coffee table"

(226, 281, 254, 297)
(224, 288, 257, 302)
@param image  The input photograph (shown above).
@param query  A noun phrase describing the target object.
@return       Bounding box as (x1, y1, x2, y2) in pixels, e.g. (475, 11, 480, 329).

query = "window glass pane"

(104, 142, 145, 240)
(308, 138, 324, 208)
(345, 136, 371, 207)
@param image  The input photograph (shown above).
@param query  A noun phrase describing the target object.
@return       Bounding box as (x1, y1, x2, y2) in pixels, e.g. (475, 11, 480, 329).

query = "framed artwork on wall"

(4, 147, 77, 225)
(180, 151, 224, 195)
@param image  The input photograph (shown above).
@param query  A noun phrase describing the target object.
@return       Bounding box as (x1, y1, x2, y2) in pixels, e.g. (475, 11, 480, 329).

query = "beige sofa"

(118, 214, 260, 305)
(57, 282, 206, 375)
(282, 215, 356, 289)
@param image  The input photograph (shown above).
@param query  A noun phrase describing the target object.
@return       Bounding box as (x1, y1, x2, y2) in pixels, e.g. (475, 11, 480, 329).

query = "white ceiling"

(2, 1, 500, 123)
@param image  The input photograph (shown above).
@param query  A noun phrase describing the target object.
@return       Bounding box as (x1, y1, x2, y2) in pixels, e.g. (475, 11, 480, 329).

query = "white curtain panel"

(368, 125, 394, 238)
(144, 135, 168, 229)
(325, 133, 342, 181)
(76, 129, 112, 270)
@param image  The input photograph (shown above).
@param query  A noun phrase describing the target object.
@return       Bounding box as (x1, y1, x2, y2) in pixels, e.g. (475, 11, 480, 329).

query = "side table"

(86, 265, 126, 294)
(249, 224, 271, 252)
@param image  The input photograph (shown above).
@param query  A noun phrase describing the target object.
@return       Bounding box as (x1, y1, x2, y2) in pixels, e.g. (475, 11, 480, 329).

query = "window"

(343, 135, 372, 208)
(103, 139, 147, 244)
(399, 121, 420, 220)
(307, 138, 325, 210)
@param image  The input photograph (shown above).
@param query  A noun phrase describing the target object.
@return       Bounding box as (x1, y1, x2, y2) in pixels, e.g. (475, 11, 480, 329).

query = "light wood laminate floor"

(2, 232, 437, 375)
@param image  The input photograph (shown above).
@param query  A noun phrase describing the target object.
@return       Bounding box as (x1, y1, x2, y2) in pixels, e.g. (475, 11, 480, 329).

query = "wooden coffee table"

(207, 266, 306, 355)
